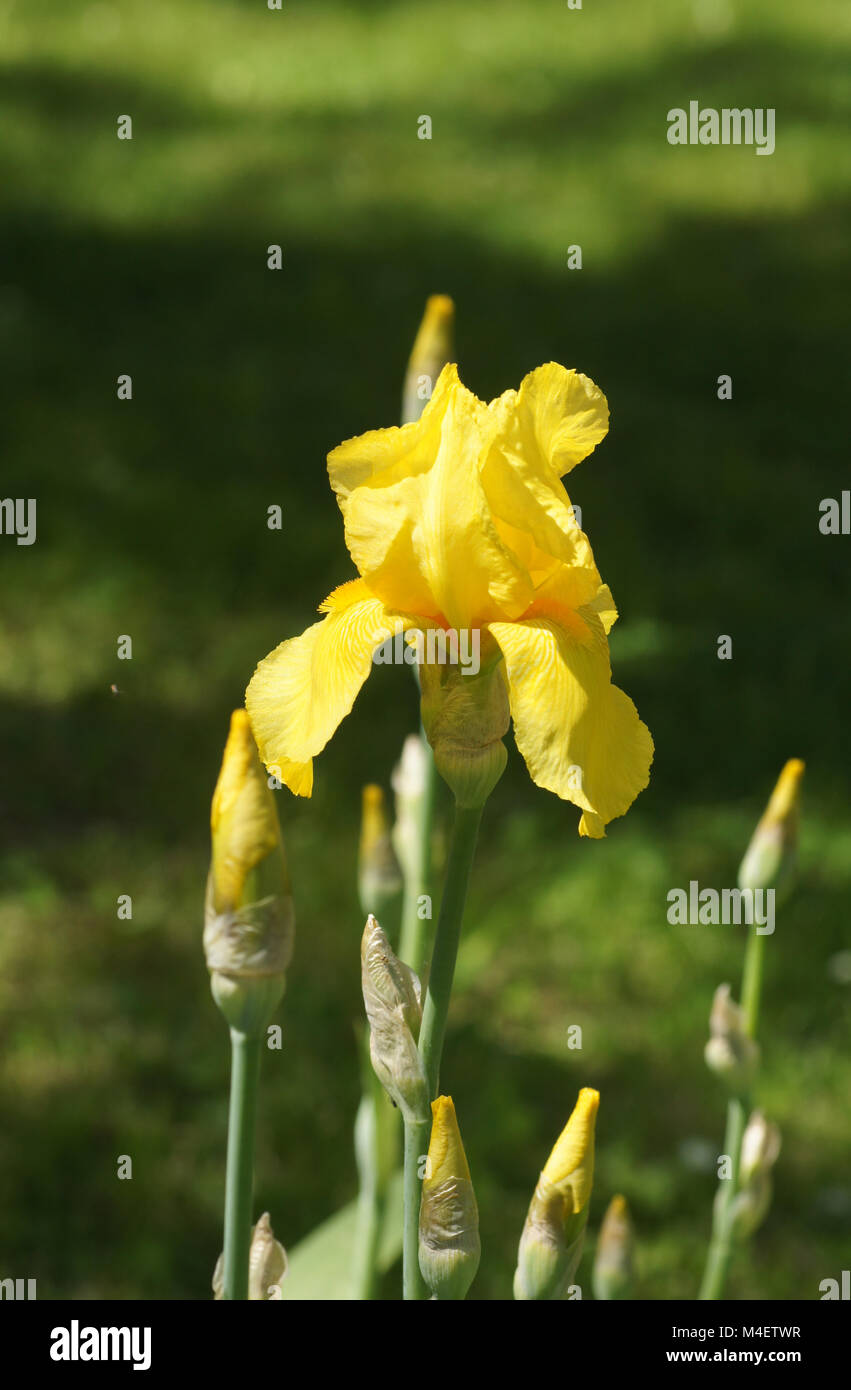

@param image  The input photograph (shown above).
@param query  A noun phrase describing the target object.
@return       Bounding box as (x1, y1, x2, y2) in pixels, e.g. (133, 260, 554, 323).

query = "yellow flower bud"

(204, 711, 294, 1035)
(738, 759, 804, 898)
(419, 1096, 481, 1300)
(704, 983, 760, 1091)
(402, 294, 455, 425)
(361, 915, 429, 1124)
(358, 784, 403, 918)
(419, 636, 509, 808)
(514, 1087, 599, 1301)
(213, 1212, 287, 1300)
(209, 710, 281, 913)
(592, 1194, 634, 1301)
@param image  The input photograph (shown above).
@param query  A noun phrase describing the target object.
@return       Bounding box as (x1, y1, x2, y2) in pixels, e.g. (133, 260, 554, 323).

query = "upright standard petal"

(245, 580, 406, 797)
(510, 362, 610, 478)
(479, 363, 608, 589)
(479, 426, 599, 594)
(488, 579, 653, 837)
(329, 363, 460, 501)
(329, 365, 534, 628)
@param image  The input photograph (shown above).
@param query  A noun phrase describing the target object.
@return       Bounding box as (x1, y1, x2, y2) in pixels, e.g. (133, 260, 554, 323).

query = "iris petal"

(489, 587, 652, 837)
(246, 579, 406, 797)
(329, 365, 533, 628)
(511, 362, 610, 478)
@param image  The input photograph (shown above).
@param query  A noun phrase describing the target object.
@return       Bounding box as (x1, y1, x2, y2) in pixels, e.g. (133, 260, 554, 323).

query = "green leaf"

(281, 1171, 403, 1300)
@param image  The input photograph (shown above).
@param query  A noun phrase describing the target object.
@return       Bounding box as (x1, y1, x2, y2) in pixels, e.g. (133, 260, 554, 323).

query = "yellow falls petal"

(272, 755, 313, 799)
(586, 582, 619, 634)
(488, 591, 652, 837)
(245, 580, 406, 796)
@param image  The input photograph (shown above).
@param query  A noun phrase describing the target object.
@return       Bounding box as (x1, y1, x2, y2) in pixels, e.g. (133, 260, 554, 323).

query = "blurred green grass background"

(0, 0, 848, 1298)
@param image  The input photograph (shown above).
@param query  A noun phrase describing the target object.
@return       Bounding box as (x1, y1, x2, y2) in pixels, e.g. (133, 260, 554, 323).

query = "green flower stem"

(397, 724, 437, 1302)
(403, 1115, 430, 1300)
(398, 730, 437, 980)
(222, 1029, 262, 1300)
(741, 929, 766, 1039)
(352, 1058, 396, 1300)
(700, 925, 767, 1300)
(698, 1091, 748, 1301)
(352, 1114, 382, 1299)
(418, 803, 484, 1099)
(401, 802, 483, 1300)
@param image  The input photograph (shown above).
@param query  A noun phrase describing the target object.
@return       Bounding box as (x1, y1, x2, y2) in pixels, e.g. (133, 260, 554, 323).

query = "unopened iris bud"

(704, 983, 760, 1090)
(739, 1110, 781, 1184)
(358, 784, 402, 919)
(419, 636, 509, 808)
(514, 1087, 599, 1301)
(204, 711, 295, 1035)
(592, 1194, 634, 1301)
(213, 1212, 287, 1301)
(730, 1111, 781, 1239)
(738, 759, 804, 900)
(419, 1095, 481, 1300)
(361, 914, 429, 1124)
(402, 294, 455, 425)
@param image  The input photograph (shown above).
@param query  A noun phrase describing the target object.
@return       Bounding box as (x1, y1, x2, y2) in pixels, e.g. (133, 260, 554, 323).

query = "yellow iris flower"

(246, 362, 653, 836)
